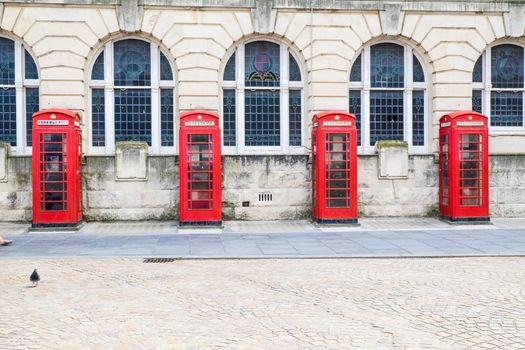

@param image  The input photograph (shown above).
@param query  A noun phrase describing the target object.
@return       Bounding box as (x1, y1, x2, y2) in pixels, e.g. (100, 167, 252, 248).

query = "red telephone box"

(439, 111, 489, 222)
(32, 109, 83, 227)
(179, 110, 222, 226)
(312, 111, 358, 224)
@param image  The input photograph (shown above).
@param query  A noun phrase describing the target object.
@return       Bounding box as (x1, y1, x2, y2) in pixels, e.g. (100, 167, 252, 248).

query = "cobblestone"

(1, 258, 525, 349)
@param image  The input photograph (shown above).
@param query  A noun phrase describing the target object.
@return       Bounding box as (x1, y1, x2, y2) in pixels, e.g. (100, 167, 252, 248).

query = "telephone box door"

(32, 109, 82, 227)
(179, 110, 222, 225)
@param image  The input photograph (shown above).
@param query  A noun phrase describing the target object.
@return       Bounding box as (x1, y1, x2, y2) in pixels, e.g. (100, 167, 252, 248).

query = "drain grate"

(143, 258, 178, 263)
(258, 192, 273, 202)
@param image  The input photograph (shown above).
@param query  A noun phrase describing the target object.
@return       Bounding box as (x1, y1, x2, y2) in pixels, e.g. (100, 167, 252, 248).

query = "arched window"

(472, 43, 524, 129)
(89, 38, 175, 154)
(0, 37, 39, 154)
(221, 40, 304, 154)
(349, 42, 427, 153)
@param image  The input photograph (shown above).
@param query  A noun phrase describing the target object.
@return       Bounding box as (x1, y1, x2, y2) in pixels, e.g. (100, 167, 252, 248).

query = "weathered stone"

(0, 143, 8, 183)
(115, 142, 148, 181)
(377, 141, 409, 179)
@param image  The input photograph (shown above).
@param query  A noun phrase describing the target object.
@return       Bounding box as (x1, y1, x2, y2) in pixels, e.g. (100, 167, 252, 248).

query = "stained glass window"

(289, 90, 302, 146)
(25, 88, 39, 147)
(289, 53, 301, 81)
(350, 54, 362, 82)
(25, 50, 38, 80)
(223, 90, 236, 146)
(491, 44, 523, 89)
(91, 51, 104, 81)
(223, 53, 236, 81)
(370, 90, 404, 145)
(491, 91, 523, 127)
(473, 56, 482, 83)
(244, 90, 280, 146)
(371, 43, 404, 88)
(160, 52, 173, 81)
(114, 39, 151, 86)
(412, 91, 425, 146)
(0, 38, 15, 85)
(114, 89, 152, 145)
(413, 55, 424, 82)
(0, 88, 17, 146)
(245, 41, 280, 87)
(349, 90, 361, 146)
(91, 89, 105, 147)
(160, 89, 174, 146)
(472, 90, 482, 114)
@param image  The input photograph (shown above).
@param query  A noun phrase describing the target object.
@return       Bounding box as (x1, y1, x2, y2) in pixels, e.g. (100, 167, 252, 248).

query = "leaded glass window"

(349, 43, 427, 151)
(221, 40, 304, 153)
(89, 39, 175, 152)
(472, 44, 525, 128)
(0, 37, 39, 152)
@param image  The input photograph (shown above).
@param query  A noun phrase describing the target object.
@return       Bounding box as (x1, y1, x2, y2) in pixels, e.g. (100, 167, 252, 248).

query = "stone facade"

(0, 0, 524, 221)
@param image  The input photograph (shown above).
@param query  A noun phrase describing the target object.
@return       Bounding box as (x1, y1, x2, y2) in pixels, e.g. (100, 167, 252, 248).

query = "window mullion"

(237, 45, 245, 154)
(150, 44, 160, 154)
(363, 46, 371, 151)
(15, 42, 24, 153)
(105, 42, 115, 154)
(484, 51, 491, 128)
(405, 46, 413, 150)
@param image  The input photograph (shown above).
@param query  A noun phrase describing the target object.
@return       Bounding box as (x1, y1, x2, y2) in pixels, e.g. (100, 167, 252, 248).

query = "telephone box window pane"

(289, 53, 301, 81)
(91, 89, 105, 147)
(25, 50, 38, 80)
(40, 133, 67, 211)
(490, 91, 523, 127)
(440, 135, 449, 206)
(91, 51, 104, 80)
(244, 90, 280, 146)
(114, 40, 151, 86)
(459, 134, 482, 207)
(289, 90, 302, 146)
(25, 88, 39, 147)
(325, 133, 351, 208)
(491, 44, 524, 89)
(412, 90, 425, 146)
(0, 38, 15, 85)
(160, 89, 174, 147)
(371, 43, 404, 88)
(0, 88, 17, 146)
(350, 53, 362, 82)
(223, 53, 236, 81)
(349, 90, 361, 146)
(223, 89, 236, 146)
(160, 52, 173, 81)
(370, 90, 404, 145)
(245, 41, 280, 87)
(114, 89, 151, 145)
(472, 90, 482, 113)
(413, 55, 425, 82)
(473, 56, 482, 83)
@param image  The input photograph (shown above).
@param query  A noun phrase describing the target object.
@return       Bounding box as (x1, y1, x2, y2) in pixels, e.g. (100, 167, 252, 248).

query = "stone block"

(379, 3, 404, 36)
(178, 68, 219, 82)
(38, 52, 86, 70)
(377, 141, 409, 179)
(115, 142, 148, 181)
(363, 13, 382, 37)
(179, 96, 218, 111)
(141, 190, 174, 208)
(0, 143, 8, 183)
(1, 6, 21, 31)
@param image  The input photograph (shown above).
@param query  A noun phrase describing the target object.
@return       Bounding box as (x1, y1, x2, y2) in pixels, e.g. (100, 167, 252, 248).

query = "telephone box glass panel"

(459, 134, 483, 207)
(40, 133, 67, 211)
(440, 134, 449, 206)
(187, 134, 213, 210)
(325, 133, 351, 208)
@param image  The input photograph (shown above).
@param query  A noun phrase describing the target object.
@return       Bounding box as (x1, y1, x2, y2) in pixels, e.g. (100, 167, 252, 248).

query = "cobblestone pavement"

(1, 257, 525, 349)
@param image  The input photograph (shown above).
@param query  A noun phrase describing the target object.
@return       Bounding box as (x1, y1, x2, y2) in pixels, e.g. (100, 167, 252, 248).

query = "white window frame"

(349, 41, 428, 155)
(1, 37, 40, 156)
(87, 39, 176, 155)
(220, 38, 305, 155)
(472, 43, 525, 134)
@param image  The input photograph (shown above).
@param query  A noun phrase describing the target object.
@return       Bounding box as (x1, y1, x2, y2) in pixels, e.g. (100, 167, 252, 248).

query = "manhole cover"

(143, 258, 178, 263)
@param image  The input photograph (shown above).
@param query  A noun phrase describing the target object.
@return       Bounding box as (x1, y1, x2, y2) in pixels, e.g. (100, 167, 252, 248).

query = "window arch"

(472, 43, 524, 129)
(349, 42, 428, 153)
(88, 38, 176, 154)
(0, 36, 39, 154)
(221, 39, 305, 154)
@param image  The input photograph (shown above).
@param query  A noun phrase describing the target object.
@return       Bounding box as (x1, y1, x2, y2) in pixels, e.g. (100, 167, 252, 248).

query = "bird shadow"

(23, 285, 37, 289)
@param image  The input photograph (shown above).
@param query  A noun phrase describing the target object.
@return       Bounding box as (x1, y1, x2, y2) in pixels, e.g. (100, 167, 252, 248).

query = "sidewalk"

(1, 217, 525, 258)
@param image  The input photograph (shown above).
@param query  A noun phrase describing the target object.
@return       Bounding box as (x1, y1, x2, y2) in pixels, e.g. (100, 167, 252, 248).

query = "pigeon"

(30, 269, 40, 287)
